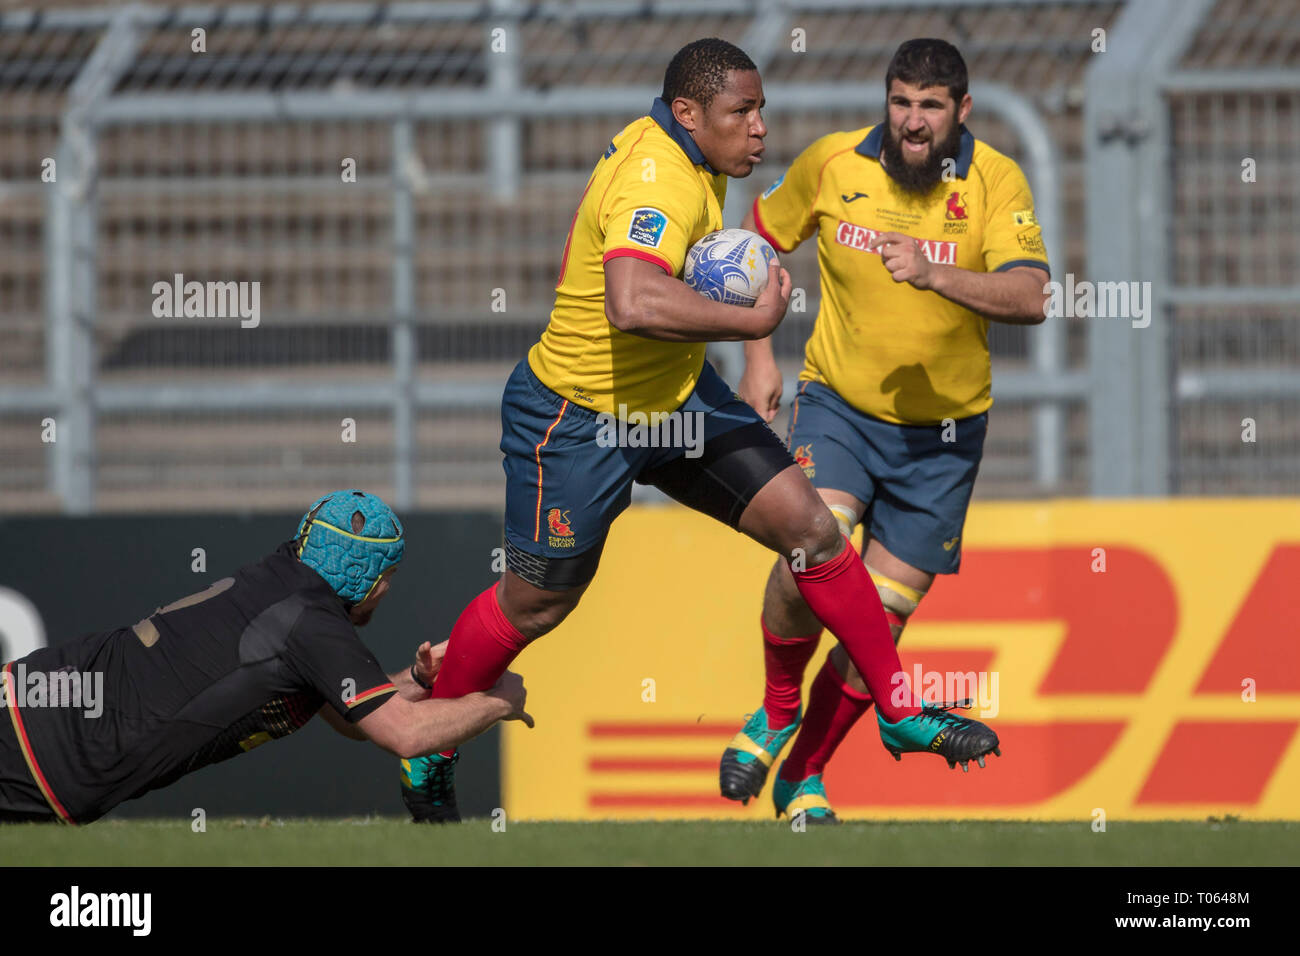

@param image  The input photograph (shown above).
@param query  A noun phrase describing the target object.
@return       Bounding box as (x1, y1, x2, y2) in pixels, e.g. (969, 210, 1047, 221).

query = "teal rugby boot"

(401, 750, 461, 823)
(719, 706, 802, 804)
(772, 764, 840, 825)
(877, 700, 1001, 771)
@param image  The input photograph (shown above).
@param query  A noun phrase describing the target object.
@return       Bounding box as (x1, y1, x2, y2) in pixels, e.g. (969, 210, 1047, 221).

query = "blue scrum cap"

(295, 490, 404, 605)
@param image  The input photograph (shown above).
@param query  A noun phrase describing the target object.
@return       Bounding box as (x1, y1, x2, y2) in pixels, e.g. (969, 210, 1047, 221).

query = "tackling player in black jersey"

(0, 490, 529, 824)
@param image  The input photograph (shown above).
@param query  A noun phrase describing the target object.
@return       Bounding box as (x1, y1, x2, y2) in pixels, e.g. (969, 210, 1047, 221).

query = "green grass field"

(3, 818, 1296, 866)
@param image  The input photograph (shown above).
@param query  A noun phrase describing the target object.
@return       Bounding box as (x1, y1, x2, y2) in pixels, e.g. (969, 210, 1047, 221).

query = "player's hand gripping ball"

(684, 228, 779, 307)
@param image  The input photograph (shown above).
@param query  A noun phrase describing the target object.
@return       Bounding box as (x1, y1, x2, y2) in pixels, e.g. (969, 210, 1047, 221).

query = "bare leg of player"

(400, 570, 588, 823)
(735, 465, 921, 718)
(733, 465, 999, 777)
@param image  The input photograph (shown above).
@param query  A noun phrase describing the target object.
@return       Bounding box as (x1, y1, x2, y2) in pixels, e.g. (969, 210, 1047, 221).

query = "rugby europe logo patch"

(628, 208, 669, 248)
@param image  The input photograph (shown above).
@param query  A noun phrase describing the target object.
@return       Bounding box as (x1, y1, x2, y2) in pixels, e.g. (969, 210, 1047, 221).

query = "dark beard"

(880, 122, 964, 195)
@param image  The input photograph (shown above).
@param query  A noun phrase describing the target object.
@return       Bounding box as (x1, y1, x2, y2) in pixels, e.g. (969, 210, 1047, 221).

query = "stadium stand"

(0, 0, 1294, 511)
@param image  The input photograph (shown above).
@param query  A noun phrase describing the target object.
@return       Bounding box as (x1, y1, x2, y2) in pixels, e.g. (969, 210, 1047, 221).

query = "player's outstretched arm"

(604, 255, 791, 342)
(354, 670, 533, 758)
(318, 703, 368, 741)
(386, 640, 445, 702)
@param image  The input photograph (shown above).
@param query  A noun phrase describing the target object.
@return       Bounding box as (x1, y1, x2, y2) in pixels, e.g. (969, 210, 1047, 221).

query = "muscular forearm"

(612, 268, 773, 342)
(388, 667, 429, 702)
(401, 692, 512, 757)
(927, 265, 1048, 324)
(743, 336, 777, 369)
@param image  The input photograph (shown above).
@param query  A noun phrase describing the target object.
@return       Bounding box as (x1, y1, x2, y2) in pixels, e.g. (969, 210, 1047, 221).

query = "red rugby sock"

(778, 654, 873, 782)
(790, 538, 920, 723)
(431, 583, 530, 701)
(761, 619, 822, 729)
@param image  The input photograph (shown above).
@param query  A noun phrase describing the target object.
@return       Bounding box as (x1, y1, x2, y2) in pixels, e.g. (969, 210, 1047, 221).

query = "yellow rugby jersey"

(753, 124, 1049, 425)
(529, 98, 728, 415)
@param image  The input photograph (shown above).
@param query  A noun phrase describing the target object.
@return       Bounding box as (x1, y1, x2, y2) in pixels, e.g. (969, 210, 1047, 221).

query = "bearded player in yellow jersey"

(401, 39, 1001, 823)
(719, 39, 1050, 823)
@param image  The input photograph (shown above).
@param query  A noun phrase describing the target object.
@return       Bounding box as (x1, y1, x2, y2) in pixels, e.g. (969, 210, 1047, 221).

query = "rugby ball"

(683, 228, 778, 307)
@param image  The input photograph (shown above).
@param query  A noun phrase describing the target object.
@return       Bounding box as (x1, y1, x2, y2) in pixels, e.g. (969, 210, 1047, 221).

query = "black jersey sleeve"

(282, 606, 396, 722)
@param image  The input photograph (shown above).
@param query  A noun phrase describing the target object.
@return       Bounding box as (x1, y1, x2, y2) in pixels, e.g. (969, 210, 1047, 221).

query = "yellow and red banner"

(503, 500, 1300, 819)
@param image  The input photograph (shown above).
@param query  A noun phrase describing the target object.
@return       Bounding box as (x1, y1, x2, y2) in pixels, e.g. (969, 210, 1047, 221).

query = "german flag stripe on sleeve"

(345, 682, 397, 709)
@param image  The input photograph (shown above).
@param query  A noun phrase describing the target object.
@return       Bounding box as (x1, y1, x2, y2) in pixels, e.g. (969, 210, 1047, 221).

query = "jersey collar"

(650, 97, 716, 174)
(856, 123, 975, 179)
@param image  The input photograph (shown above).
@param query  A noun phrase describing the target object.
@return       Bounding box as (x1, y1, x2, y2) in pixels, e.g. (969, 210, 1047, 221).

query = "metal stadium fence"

(0, 0, 1295, 514)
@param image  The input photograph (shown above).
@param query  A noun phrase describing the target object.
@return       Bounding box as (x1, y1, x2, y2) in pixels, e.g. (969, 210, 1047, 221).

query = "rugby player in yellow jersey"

(719, 39, 1049, 823)
(401, 39, 1001, 823)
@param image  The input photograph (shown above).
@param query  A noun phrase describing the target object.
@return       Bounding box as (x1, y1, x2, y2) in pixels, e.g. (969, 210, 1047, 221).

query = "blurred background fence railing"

(0, 0, 1295, 513)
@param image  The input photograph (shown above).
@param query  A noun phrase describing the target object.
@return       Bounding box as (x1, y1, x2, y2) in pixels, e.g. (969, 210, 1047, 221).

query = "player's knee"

(867, 566, 928, 644)
(794, 506, 843, 567)
(759, 489, 837, 564)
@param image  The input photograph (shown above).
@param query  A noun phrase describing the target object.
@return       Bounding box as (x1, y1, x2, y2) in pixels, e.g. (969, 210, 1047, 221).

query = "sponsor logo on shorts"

(834, 222, 957, 266)
(761, 174, 784, 199)
(546, 508, 576, 548)
(793, 443, 815, 479)
(627, 208, 669, 248)
(943, 535, 961, 551)
(944, 191, 968, 220)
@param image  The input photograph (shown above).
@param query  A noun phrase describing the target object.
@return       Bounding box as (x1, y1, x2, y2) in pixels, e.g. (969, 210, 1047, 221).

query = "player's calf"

(497, 567, 589, 641)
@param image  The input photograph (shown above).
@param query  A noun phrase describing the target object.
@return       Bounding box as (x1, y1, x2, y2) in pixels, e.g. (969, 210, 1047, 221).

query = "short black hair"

(661, 38, 757, 110)
(885, 38, 968, 104)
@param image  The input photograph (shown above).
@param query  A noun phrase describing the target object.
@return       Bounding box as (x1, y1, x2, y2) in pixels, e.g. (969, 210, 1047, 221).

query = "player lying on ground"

(400, 38, 1001, 824)
(720, 38, 1048, 822)
(0, 490, 529, 825)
